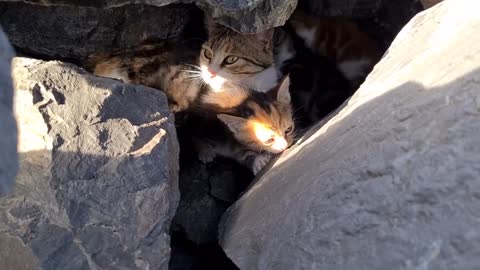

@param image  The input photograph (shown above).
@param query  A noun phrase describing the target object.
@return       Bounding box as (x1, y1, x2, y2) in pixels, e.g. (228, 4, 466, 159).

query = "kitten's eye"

(203, 49, 212, 60)
(241, 107, 254, 118)
(285, 126, 293, 134)
(264, 137, 275, 146)
(224, 56, 239, 65)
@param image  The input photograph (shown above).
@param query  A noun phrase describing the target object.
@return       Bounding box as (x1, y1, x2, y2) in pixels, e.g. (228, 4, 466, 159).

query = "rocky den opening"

(3, 1, 480, 270)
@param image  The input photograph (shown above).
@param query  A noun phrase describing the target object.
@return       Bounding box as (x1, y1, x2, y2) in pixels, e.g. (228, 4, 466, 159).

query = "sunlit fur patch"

(93, 57, 129, 82)
(201, 82, 250, 109)
(201, 65, 226, 92)
(250, 121, 288, 153)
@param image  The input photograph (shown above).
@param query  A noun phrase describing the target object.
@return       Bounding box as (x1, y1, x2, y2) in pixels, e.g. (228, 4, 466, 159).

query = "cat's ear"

(218, 114, 247, 133)
(205, 18, 223, 35)
(253, 28, 275, 49)
(272, 75, 291, 104)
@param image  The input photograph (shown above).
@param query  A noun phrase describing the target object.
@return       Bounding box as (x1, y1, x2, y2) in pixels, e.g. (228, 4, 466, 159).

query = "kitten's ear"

(253, 28, 275, 49)
(273, 75, 291, 104)
(218, 114, 247, 133)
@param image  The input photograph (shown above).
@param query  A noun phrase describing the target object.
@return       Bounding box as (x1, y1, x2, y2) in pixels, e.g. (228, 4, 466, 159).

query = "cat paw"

(169, 100, 190, 113)
(252, 154, 273, 175)
(198, 147, 216, 164)
(169, 103, 183, 113)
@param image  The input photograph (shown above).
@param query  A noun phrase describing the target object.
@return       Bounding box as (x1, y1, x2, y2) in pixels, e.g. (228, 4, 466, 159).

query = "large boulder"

(0, 58, 179, 269)
(0, 0, 297, 40)
(219, 1, 480, 269)
(0, 2, 197, 60)
(0, 28, 17, 196)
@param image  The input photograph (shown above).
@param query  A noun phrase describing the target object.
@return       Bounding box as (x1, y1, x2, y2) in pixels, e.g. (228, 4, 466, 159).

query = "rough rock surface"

(172, 158, 251, 244)
(220, 1, 480, 269)
(0, 2, 197, 60)
(0, 0, 297, 35)
(0, 58, 179, 269)
(0, 28, 17, 197)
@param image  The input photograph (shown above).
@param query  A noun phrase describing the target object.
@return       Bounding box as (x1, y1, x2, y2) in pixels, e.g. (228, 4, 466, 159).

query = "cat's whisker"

(224, 79, 251, 90)
(185, 64, 202, 70)
(180, 70, 202, 74)
(292, 106, 305, 115)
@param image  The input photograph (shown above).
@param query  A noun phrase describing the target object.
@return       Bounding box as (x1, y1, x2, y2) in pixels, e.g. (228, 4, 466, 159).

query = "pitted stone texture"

(219, 1, 480, 269)
(0, 28, 17, 197)
(196, 0, 297, 33)
(0, 0, 297, 37)
(0, 2, 195, 60)
(0, 57, 179, 270)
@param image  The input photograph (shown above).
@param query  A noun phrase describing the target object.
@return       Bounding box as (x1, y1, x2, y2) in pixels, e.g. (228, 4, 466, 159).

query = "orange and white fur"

(290, 11, 383, 89)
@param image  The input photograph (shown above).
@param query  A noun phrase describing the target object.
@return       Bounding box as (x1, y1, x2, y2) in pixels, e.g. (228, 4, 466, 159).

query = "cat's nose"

(208, 67, 216, 78)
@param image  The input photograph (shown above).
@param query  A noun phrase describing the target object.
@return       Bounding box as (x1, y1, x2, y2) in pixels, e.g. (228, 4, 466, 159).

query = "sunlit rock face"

(0, 28, 17, 197)
(219, 1, 480, 269)
(0, 58, 179, 270)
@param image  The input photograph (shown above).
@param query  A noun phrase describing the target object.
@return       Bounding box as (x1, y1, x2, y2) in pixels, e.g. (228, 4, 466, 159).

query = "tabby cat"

(91, 40, 205, 112)
(91, 19, 289, 112)
(199, 20, 281, 93)
(289, 10, 383, 89)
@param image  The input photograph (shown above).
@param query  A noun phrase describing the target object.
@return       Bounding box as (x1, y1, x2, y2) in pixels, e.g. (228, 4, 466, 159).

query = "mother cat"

(92, 19, 290, 112)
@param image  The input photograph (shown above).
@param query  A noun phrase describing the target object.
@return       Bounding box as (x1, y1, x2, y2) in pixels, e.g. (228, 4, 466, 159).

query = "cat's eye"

(285, 126, 293, 134)
(265, 137, 275, 145)
(203, 49, 212, 60)
(224, 56, 239, 65)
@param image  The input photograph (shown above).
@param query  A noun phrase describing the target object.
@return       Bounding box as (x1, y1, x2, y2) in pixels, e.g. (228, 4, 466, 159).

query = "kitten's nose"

(272, 138, 288, 152)
(208, 67, 216, 78)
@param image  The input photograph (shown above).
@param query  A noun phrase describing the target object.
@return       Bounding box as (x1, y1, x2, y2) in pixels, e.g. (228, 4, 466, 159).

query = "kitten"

(289, 10, 383, 89)
(180, 76, 294, 174)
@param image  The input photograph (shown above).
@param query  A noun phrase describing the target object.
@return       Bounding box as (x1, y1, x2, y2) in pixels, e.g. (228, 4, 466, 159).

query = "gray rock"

(171, 157, 251, 244)
(219, 1, 480, 269)
(196, 0, 297, 33)
(0, 2, 196, 60)
(0, 0, 297, 48)
(0, 57, 179, 269)
(0, 0, 181, 8)
(0, 27, 17, 197)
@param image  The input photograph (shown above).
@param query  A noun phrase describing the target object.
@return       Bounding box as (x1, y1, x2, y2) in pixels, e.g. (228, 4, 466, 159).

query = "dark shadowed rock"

(0, 0, 297, 40)
(0, 2, 196, 60)
(171, 158, 252, 244)
(220, 1, 480, 269)
(196, 0, 297, 33)
(0, 57, 179, 269)
(0, 28, 17, 197)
